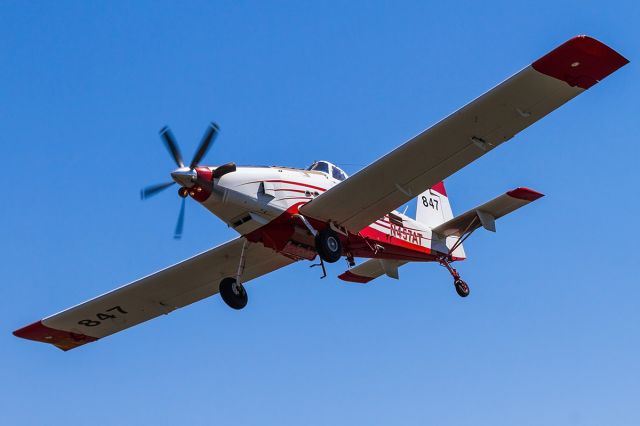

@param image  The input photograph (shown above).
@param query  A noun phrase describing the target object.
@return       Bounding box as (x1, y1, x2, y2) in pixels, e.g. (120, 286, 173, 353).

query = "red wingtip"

(507, 187, 544, 202)
(338, 270, 374, 283)
(532, 35, 629, 89)
(13, 321, 98, 351)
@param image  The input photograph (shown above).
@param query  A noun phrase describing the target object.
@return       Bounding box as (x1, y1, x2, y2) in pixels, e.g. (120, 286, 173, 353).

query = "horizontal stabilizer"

(432, 187, 543, 238)
(338, 259, 408, 284)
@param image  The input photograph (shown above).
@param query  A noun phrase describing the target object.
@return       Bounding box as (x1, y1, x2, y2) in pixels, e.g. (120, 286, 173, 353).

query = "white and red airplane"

(14, 35, 628, 351)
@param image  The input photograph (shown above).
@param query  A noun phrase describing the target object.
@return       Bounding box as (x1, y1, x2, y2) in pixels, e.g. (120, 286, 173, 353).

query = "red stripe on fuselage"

(275, 196, 313, 202)
(263, 180, 327, 192)
(273, 188, 308, 194)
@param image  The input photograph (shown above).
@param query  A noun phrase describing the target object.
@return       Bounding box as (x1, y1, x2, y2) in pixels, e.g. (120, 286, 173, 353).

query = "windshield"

(331, 166, 347, 181)
(307, 161, 330, 174)
(307, 161, 348, 181)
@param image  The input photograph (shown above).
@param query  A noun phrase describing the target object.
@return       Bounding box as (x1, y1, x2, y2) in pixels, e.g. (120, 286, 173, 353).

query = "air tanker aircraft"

(14, 35, 628, 351)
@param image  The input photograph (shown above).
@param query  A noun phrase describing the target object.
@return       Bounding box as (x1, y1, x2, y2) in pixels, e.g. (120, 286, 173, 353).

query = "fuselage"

(188, 164, 464, 263)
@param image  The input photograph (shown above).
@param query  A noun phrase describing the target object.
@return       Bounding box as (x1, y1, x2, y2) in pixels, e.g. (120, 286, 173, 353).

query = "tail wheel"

(219, 277, 248, 310)
(454, 279, 470, 298)
(315, 228, 342, 263)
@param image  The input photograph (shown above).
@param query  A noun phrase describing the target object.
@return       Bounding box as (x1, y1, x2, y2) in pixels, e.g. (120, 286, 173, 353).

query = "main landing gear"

(219, 277, 248, 310)
(439, 257, 470, 298)
(293, 214, 343, 265)
(220, 239, 249, 310)
(308, 228, 343, 279)
(293, 214, 344, 279)
(315, 228, 342, 263)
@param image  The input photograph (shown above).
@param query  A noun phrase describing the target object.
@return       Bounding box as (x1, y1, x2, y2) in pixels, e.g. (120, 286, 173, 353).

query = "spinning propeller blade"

(140, 181, 175, 200)
(174, 197, 186, 239)
(159, 126, 185, 168)
(190, 122, 219, 168)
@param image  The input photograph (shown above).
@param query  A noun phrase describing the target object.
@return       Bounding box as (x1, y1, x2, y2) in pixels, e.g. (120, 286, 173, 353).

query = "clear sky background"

(2, 1, 638, 425)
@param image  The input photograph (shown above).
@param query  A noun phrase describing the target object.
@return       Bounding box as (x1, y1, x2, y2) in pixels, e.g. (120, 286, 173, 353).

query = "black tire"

(454, 279, 470, 298)
(315, 228, 342, 263)
(219, 277, 248, 310)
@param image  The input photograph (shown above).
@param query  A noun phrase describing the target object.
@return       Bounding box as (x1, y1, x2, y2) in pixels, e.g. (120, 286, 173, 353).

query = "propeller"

(160, 126, 185, 168)
(174, 197, 186, 239)
(141, 122, 220, 239)
(140, 181, 175, 200)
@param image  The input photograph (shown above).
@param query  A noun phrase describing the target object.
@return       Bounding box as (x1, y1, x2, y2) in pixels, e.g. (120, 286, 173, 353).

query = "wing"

(432, 187, 543, 237)
(300, 36, 628, 233)
(13, 238, 295, 351)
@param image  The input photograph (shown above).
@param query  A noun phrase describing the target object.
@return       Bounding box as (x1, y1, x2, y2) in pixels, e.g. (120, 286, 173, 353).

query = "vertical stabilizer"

(415, 182, 454, 227)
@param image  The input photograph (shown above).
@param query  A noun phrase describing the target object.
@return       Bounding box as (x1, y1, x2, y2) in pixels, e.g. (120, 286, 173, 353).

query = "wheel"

(219, 277, 248, 309)
(315, 228, 342, 263)
(454, 279, 470, 298)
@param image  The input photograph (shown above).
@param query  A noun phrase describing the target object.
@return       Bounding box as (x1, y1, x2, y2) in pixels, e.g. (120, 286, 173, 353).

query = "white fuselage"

(196, 166, 463, 261)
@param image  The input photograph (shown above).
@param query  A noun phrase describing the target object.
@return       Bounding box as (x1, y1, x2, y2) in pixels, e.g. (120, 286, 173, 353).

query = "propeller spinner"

(141, 122, 220, 239)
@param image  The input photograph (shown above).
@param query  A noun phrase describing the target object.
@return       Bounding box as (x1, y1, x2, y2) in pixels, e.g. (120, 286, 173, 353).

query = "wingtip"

(507, 187, 544, 201)
(532, 35, 629, 89)
(13, 320, 98, 351)
(338, 270, 374, 283)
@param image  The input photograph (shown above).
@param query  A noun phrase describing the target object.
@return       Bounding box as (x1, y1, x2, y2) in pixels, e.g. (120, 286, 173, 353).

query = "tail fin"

(415, 181, 454, 227)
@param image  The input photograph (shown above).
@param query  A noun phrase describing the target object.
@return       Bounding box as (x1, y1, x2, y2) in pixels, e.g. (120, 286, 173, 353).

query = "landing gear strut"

(439, 257, 470, 298)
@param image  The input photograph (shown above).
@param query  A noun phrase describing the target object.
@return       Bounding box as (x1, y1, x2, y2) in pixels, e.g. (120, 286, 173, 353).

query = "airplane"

(14, 35, 628, 351)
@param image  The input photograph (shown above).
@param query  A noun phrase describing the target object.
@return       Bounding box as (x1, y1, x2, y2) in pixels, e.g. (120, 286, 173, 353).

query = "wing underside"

(13, 238, 295, 350)
(300, 36, 628, 233)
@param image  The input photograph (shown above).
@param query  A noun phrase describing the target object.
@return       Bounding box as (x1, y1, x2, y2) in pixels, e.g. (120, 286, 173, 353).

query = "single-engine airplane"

(14, 35, 628, 351)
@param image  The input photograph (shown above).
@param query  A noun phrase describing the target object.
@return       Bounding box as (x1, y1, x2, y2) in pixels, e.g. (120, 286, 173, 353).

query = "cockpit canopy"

(307, 161, 348, 181)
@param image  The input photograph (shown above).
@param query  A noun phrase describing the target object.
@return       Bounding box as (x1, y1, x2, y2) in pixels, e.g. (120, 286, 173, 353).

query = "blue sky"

(2, 1, 638, 425)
